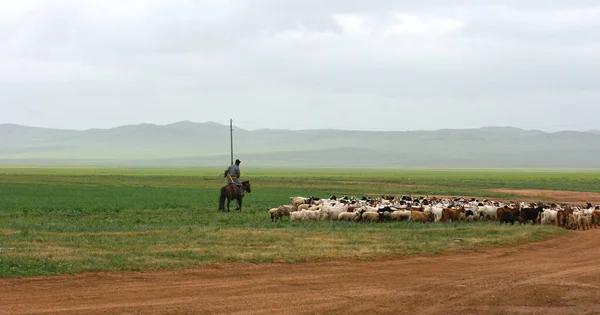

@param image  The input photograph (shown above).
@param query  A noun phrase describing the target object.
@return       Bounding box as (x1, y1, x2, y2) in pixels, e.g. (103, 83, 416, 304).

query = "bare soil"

(2, 229, 600, 315)
(490, 189, 600, 205)
(339, 181, 600, 205)
(361, 188, 600, 208)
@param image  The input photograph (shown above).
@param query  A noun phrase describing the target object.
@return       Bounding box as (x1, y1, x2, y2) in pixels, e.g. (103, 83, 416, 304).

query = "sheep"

(390, 210, 411, 221)
(290, 197, 313, 210)
(478, 205, 498, 221)
(338, 212, 360, 222)
(441, 208, 463, 223)
(277, 205, 293, 218)
(566, 213, 578, 230)
(498, 206, 520, 225)
(268, 205, 293, 222)
(297, 204, 311, 211)
(290, 196, 308, 204)
(556, 209, 569, 228)
(591, 210, 600, 228)
(578, 215, 591, 230)
(583, 207, 595, 215)
(360, 211, 379, 223)
(268, 208, 279, 222)
(410, 211, 433, 223)
(362, 206, 379, 213)
(275, 195, 597, 229)
(540, 209, 557, 225)
(430, 206, 444, 222)
(323, 205, 349, 221)
(290, 210, 307, 222)
(379, 211, 394, 222)
(303, 209, 323, 221)
(464, 209, 479, 222)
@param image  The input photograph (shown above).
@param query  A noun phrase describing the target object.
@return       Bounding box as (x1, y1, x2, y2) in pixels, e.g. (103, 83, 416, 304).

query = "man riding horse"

(223, 159, 244, 197)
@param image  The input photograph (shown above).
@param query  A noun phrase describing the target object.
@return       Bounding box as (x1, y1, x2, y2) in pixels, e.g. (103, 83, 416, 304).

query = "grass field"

(2, 167, 593, 278)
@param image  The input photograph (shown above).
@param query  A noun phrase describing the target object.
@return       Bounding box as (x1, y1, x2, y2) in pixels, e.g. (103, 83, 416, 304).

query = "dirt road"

(3, 229, 600, 315)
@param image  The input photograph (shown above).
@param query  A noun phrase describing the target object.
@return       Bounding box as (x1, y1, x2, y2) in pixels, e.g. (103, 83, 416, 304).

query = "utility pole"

(230, 118, 234, 165)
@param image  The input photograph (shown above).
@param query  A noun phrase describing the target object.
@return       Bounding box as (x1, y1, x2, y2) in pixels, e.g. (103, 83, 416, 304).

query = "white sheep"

(361, 211, 379, 223)
(430, 206, 444, 222)
(323, 205, 348, 220)
(338, 212, 360, 222)
(297, 204, 311, 211)
(290, 210, 307, 222)
(390, 210, 411, 221)
(540, 209, 557, 225)
(478, 205, 498, 221)
(303, 209, 324, 221)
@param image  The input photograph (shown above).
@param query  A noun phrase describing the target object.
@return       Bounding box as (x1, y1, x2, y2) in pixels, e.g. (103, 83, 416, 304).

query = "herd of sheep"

(268, 195, 600, 230)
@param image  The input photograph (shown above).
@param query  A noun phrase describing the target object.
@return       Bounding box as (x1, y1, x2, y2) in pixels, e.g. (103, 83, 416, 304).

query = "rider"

(224, 159, 244, 196)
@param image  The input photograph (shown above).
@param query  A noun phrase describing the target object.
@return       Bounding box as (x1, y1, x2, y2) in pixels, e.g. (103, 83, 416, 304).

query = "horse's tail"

(218, 186, 226, 211)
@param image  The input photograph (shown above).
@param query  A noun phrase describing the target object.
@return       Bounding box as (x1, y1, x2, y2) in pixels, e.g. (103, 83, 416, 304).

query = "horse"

(218, 180, 251, 212)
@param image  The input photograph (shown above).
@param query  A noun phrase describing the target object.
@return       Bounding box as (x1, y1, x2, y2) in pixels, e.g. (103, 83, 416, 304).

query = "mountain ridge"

(1, 121, 599, 167)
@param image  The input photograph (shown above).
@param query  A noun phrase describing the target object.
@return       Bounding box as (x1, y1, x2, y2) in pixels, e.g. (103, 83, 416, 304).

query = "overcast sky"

(1, 0, 599, 132)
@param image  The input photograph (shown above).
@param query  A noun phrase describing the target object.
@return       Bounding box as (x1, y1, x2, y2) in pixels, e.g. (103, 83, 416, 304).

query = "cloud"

(0, 1, 599, 131)
(382, 13, 465, 37)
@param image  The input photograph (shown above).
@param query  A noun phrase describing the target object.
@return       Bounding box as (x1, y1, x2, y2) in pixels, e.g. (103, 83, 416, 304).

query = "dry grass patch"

(0, 229, 20, 236)
(0, 224, 567, 277)
(36, 230, 171, 237)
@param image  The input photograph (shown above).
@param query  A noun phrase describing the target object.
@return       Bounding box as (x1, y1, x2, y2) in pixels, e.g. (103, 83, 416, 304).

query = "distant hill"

(1, 121, 600, 168)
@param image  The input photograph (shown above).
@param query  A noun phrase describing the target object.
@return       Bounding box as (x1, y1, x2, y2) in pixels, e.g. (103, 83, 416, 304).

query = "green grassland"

(2, 167, 594, 278)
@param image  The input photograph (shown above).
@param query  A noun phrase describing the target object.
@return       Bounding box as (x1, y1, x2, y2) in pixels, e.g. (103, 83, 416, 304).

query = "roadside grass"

(0, 223, 566, 277)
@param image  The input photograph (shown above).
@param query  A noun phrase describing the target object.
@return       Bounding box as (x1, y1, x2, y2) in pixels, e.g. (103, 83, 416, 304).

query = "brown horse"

(218, 180, 251, 212)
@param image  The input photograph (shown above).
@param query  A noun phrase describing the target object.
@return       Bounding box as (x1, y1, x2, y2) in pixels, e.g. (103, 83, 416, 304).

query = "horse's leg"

(218, 187, 225, 211)
(227, 197, 231, 212)
(238, 197, 243, 212)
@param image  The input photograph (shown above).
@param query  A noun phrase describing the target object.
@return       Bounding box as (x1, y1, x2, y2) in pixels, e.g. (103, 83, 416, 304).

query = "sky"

(1, 0, 600, 132)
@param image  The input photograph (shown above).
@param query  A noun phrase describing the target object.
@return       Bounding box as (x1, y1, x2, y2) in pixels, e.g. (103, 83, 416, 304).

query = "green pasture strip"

(1, 167, 600, 192)
(0, 182, 513, 223)
(0, 167, 584, 278)
(0, 224, 566, 278)
(0, 183, 513, 231)
(0, 183, 298, 219)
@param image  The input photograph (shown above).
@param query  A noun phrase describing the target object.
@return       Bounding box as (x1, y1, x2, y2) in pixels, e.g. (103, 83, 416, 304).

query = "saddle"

(229, 183, 244, 197)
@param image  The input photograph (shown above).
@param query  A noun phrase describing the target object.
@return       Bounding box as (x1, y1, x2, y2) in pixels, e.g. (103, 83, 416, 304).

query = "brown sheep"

(271, 205, 293, 221)
(410, 211, 433, 223)
(497, 206, 520, 225)
(441, 208, 463, 223)
(291, 197, 312, 210)
(566, 214, 578, 230)
(556, 209, 573, 228)
(591, 210, 600, 228)
(296, 204, 311, 211)
(579, 215, 591, 230)
(268, 208, 279, 222)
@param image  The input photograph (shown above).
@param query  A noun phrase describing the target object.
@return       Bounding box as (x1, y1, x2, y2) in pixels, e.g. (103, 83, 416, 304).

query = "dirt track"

(490, 189, 600, 205)
(344, 181, 600, 205)
(2, 229, 600, 315)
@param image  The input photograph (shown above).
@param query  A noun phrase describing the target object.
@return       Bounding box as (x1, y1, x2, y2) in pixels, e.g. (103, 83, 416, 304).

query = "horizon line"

(1, 120, 599, 134)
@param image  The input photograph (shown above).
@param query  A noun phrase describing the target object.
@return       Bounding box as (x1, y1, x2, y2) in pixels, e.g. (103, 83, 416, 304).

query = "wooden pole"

(230, 118, 233, 165)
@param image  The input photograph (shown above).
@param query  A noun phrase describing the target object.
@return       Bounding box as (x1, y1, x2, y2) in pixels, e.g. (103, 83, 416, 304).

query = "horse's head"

(243, 180, 251, 193)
